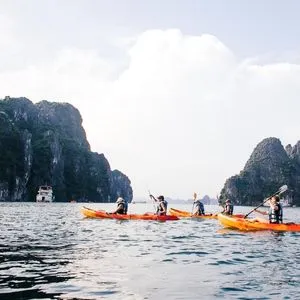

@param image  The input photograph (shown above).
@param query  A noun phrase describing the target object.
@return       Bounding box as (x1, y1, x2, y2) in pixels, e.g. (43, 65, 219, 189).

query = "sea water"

(0, 202, 299, 299)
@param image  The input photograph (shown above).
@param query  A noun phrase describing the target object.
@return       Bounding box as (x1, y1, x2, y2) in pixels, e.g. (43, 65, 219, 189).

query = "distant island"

(219, 137, 300, 207)
(0, 96, 133, 202)
(186, 195, 218, 205)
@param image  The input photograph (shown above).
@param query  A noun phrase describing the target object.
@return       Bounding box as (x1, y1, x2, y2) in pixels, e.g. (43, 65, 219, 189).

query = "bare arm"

(254, 208, 268, 215)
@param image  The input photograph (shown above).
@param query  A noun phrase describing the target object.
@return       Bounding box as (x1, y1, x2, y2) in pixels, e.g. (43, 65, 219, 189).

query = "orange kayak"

(169, 208, 245, 219)
(81, 207, 179, 221)
(218, 213, 300, 232)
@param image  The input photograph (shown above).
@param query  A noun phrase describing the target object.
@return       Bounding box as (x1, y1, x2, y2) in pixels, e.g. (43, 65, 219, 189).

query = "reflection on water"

(0, 203, 299, 299)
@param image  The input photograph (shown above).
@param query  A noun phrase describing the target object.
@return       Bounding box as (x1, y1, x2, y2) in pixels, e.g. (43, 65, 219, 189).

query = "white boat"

(36, 186, 54, 202)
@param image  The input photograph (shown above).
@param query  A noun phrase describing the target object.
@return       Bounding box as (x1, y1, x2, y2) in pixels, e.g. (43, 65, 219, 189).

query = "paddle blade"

(193, 192, 197, 200)
(279, 185, 288, 194)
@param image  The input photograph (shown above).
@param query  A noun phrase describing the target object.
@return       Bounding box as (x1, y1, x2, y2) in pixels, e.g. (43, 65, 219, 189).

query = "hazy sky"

(1, 0, 300, 199)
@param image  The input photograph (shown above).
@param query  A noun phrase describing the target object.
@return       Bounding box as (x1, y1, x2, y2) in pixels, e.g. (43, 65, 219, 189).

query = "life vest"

(116, 202, 126, 214)
(124, 201, 128, 214)
(157, 200, 168, 215)
(224, 203, 234, 215)
(194, 200, 205, 215)
(269, 203, 283, 224)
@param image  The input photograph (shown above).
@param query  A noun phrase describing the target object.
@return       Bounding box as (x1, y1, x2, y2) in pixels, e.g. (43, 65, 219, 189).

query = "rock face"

(220, 137, 300, 206)
(0, 97, 133, 202)
(110, 170, 133, 203)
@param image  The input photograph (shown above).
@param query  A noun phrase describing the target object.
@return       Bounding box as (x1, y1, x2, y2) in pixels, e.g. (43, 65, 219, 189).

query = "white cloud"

(0, 14, 15, 47)
(1, 29, 300, 199)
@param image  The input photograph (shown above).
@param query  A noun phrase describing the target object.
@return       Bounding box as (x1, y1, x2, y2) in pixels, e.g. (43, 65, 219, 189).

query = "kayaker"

(269, 195, 283, 224)
(222, 199, 234, 215)
(111, 197, 126, 214)
(150, 194, 168, 215)
(193, 198, 205, 216)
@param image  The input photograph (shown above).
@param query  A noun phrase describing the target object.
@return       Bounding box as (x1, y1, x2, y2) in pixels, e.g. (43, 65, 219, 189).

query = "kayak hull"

(81, 207, 179, 221)
(169, 208, 244, 219)
(218, 213, 300, 232)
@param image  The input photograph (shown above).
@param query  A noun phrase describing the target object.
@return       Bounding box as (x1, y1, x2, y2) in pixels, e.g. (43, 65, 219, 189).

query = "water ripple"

(0, 203, 300, 299)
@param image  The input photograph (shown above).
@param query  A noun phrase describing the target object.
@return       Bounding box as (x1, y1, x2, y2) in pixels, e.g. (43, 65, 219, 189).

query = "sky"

(1, 0, 300, 200)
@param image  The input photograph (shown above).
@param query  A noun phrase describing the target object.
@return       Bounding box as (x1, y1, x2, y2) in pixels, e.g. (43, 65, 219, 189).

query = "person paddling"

(249, 196, 283, 224)
(268, 195, 283, 224)
(150, 194, 168, 216)
(111, 197, 126, 215)
(193, 198, 205, 216)
(222, 199, 234, 215)
(245, 185, 288, 223)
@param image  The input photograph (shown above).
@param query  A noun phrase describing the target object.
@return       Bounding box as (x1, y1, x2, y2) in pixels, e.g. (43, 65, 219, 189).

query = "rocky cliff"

(110, 170, 133, 202)
(219, 137, 300, 206)
(0, 97, 133, 202)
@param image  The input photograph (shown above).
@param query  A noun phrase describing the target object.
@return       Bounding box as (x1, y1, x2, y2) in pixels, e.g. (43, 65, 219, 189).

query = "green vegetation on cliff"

(0, 97, 133, 202)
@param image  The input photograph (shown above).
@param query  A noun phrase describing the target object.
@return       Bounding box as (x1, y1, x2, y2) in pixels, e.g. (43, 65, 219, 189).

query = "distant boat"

(36, 186, 54, 202)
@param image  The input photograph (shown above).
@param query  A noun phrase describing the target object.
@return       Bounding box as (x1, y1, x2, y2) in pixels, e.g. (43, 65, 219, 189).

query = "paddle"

(148, 190, 157, 212)
(244, 185, 288, 219)
(191, 192, 197, 215)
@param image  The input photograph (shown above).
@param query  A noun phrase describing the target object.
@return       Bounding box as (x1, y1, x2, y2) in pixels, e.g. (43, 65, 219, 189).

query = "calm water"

(0, 202, 299, 300)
